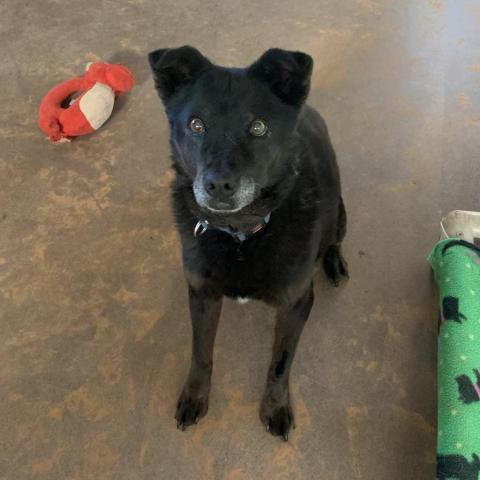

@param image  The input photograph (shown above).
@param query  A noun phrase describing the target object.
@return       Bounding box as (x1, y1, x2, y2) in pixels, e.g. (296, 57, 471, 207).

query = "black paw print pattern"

(437, 454, 480, 480)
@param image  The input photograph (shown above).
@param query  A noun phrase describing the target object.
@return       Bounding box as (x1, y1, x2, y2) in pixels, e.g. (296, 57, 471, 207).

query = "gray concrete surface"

(1, 0, 480, 478)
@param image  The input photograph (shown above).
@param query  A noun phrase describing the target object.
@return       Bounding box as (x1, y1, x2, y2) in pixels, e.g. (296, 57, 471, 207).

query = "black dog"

(456, 369, 480, 404)
(437, 454, 480, 480)
(148, 46, 348, 440)
(442, 296, 467, 324)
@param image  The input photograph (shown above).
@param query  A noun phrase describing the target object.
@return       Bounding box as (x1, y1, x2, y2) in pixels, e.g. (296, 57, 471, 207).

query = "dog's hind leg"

(323, 196, 349, 286)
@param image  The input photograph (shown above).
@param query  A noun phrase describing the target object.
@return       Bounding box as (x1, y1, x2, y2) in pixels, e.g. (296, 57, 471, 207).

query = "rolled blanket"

(429, 239, 480, 480)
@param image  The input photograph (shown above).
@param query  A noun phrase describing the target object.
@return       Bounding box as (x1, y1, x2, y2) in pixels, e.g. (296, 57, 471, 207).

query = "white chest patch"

(237, 297, 250, 304)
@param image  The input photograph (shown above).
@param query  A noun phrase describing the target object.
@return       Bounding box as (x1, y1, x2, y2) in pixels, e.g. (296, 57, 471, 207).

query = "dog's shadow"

(106, 49, 150, 120)
(108, 49, 149, 86)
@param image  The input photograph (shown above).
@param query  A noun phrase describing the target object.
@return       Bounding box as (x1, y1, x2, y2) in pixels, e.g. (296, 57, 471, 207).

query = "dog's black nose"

(203, 171, 238, 199)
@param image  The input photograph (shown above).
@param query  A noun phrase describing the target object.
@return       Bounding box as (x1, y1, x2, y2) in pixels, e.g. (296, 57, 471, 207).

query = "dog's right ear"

(148, 46, 213, 103)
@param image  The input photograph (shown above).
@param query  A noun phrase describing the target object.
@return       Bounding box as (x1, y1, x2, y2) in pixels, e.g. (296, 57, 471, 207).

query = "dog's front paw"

(260, 396, 294, 441)
(175, 389, 209, 431)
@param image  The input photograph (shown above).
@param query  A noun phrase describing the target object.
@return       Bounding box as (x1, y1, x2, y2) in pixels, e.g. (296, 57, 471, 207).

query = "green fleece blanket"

(429, 239, 480, 480)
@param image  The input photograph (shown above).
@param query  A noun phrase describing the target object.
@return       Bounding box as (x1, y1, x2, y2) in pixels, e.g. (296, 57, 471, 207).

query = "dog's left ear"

(148, 46, 213, 103)
(248, 48, 313, 107)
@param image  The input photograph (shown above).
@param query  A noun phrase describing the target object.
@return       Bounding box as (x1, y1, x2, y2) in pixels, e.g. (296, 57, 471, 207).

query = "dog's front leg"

(175, 285, 222, 430)
(261, 283, 314, 440)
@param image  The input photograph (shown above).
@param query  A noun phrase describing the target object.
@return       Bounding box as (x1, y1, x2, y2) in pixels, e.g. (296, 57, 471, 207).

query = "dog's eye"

(250, 119, 267, 137)
(189, 118, 205, 134)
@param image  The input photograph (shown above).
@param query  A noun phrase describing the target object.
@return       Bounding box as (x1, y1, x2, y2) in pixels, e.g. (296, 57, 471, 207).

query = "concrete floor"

(1, 0, 480, 478)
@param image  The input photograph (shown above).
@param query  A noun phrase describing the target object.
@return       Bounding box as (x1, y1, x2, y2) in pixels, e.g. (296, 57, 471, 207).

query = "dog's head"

(148, 46, 313, 214)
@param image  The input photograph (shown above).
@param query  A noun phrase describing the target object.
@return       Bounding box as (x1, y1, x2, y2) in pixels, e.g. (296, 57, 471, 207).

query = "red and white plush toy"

(39, 62, 134, 143)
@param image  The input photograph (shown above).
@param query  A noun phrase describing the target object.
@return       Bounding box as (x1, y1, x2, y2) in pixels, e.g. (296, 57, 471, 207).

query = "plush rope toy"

(38, 62, 134, 143)
(429, 239, 480, 479)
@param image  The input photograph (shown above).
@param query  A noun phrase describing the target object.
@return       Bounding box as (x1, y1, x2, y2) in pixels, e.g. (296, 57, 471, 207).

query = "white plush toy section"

(79, 82, 115, 130)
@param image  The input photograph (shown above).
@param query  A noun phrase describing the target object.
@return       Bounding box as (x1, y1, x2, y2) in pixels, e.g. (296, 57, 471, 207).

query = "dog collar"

(194, 213, 271, 242)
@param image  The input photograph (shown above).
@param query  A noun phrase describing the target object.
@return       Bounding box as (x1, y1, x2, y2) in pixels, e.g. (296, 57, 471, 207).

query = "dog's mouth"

(202, 202, 245, 214)
(196, 195, 253, 215)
